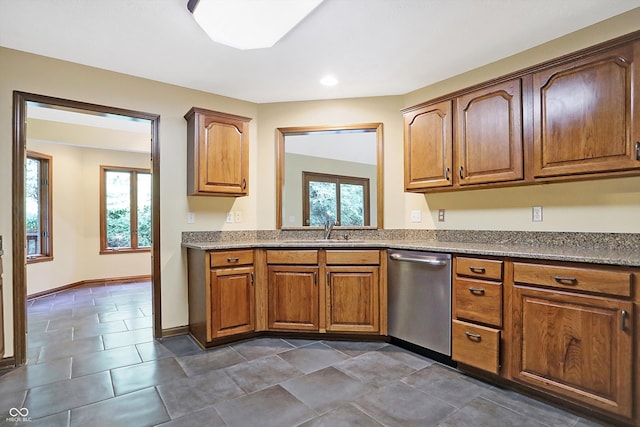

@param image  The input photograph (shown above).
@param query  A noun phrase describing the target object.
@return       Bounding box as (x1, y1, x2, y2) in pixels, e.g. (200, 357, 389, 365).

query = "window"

(26, 151, 53, 262)
(100, 166, 151, 253)
(302, 172, 370, 226)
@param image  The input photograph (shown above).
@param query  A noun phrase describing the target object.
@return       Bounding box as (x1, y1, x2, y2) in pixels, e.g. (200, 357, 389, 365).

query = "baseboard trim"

(162, 326, 189, 338)
(0, 356, 16, 370)
(27, 275, 152, 300)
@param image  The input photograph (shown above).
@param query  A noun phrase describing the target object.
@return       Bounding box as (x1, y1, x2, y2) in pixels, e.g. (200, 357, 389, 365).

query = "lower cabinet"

(326, 266, 379, 333)
(511, 261, 635, 420)
(268, 266, 319, 331)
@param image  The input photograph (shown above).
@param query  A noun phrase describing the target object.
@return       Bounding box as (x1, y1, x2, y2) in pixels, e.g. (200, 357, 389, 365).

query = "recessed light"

(320, 75, 338, 86)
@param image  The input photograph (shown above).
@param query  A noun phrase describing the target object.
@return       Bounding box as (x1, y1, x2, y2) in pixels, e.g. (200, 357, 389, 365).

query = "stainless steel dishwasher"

(387, 250, 452, 356)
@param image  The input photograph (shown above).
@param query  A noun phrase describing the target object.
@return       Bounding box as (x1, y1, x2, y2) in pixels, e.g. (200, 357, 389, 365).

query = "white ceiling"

(1, 1, 639, 103)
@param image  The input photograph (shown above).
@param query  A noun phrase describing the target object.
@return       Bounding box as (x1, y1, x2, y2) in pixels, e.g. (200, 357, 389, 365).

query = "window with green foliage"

(302, 172, 370, 227)
(100, 166, 151, 253)
(26, 151, 53, 262)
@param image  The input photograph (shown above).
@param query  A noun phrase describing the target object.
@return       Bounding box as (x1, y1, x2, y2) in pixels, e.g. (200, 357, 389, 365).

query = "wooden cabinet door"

(456, 79, 523, 185)
(404, 100, 453, 190)
(185, 108, 251, 196)
(268, 266, 319, 331)
(512, 286, 633, 418)
(532, 44, 640, 177)
(326, 266, 379, 333)
(209, 266, 255, 339)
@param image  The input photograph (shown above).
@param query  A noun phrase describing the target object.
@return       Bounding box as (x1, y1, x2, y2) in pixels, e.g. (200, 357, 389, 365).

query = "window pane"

(26, 157, 41, 256)
(106, 171, 131, 248)
(309, 181, 336, 226)
(137, 173, 152, 247)
(340, 183, 365, 226)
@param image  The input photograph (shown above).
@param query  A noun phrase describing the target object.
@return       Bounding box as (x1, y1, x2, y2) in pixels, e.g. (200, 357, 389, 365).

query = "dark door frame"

(12, 91, 162, 366)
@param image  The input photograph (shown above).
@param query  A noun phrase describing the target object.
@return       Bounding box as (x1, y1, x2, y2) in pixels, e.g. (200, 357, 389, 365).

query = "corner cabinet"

(185, 107, 251, 196)
(532, 44, 640, 178)
(511, 261, 634, 419)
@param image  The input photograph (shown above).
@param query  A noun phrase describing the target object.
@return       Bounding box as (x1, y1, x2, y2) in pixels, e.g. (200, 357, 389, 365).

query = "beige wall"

(26, 140, 152, 295)
(1, 9, 640, 358)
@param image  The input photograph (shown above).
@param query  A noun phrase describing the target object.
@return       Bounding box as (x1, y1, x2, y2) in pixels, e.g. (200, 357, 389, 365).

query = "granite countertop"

(182, 233, 640, 267)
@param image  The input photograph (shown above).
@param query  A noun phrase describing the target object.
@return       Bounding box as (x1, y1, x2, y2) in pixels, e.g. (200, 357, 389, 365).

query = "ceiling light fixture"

(187, 0, 324, 50)
(320, 75, 338, 86)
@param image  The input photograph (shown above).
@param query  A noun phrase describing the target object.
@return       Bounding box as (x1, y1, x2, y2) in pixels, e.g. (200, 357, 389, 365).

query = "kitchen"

(1, 2, 640, 426)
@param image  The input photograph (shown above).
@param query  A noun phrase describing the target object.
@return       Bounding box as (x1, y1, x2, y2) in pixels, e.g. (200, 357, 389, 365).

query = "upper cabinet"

(532, 45, 640, 177)
(456, 79, 523, 185)
(404, 32, 640, 193)
(185, 107, 251, 196)
(404, 100, 453, 190)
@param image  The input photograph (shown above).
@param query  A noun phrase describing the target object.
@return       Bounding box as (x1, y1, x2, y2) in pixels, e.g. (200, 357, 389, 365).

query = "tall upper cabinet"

(185, 107, 251, 196)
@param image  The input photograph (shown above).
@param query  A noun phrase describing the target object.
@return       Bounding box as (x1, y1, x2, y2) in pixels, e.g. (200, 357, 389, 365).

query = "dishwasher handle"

(389, 253, 448, 266)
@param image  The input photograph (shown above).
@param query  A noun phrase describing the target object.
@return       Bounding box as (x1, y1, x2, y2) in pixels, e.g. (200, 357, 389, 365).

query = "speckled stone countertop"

(182, 230, 640, 267)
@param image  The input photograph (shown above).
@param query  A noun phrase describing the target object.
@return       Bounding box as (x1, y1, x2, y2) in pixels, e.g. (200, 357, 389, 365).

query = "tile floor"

(0, 281, 613, 426)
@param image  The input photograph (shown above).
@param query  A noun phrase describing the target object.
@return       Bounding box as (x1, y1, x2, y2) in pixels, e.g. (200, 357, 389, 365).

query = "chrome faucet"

(323, 220, 336, 240)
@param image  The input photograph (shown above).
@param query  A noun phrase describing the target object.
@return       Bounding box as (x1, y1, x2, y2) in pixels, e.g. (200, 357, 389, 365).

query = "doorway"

(12, 91, 162, 366)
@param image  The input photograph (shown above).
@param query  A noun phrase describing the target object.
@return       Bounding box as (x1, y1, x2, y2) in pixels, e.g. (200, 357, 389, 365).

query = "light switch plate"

(235, 211, 242, 222)
(187, 212, 195, 224)
(438, 209, 445, 222)
(226, 212, 234, 223)
(410, 210, 421, 222)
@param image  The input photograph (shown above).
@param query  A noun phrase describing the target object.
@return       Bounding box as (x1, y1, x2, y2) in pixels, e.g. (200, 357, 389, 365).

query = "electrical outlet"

(410, 210, 421, 223)
(226, 212, 234, 223)
(187, 212, 195, 224)
(438, 209, 445, 222)
(532, 206, 543, 222)
(235, 211, 241, 222)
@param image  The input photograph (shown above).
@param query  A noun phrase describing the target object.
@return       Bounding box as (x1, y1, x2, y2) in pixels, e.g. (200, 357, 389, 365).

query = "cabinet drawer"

(456, 257, 503, 280)
(210, 250, 254, 268)
(454, 278, 502, 327)
(267, 250, 318, 265)
(452, 319, 500, 374)
(513, 262, 632, 297)
(326, 250, 379, 265)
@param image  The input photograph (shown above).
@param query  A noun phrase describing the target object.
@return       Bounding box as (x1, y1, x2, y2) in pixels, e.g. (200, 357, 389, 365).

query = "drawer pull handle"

(250, 272, 254, 286)
(227, 257, 240, 263)
(445, 167, 450, 181)
(459, 166, 464, 179)
(465, 331, 482, 341)
(553, 275, 577, 285)
(469, 267, 486, 274)
(622, 310, 628, 331)
(636, 141, 640, 161)
(468, 287, 485, 295)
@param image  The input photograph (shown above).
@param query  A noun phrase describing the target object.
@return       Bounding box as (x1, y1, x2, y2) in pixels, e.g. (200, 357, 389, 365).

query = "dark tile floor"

(0, 281, 613, 426)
